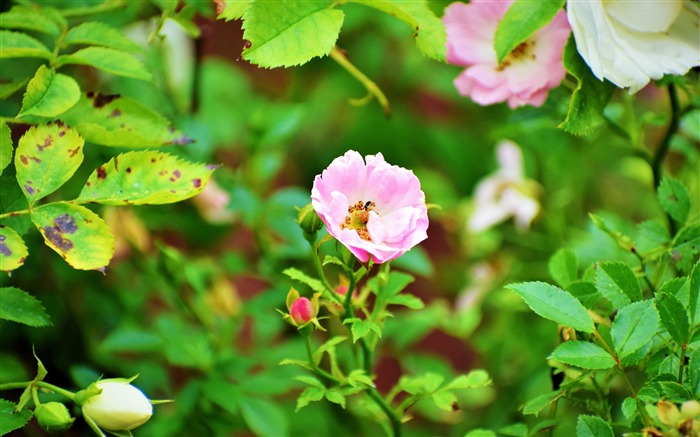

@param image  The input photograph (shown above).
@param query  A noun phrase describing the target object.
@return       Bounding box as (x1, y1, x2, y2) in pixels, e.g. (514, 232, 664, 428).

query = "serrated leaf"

(282, 267, 326, 293)
(658, 177, 690, 225)
(0, 30, 52, 59)
(508, 282, 595, 333)
(690, 260, 699, 324)
(387, 293, 424, 309)
(324, 388, 346, 408)
(350, 0, 446, 61)
(689, 347, 700, 397)
(549, 248, 578, 288)
(559, 37, 614, 135)
(548, 341, 615, 369)
(293, 375, 324, 388)
(77, 151, 214, 205)
(56, 47, 151, 81)
(217, 0, 250, 21)
(0, 122, 11, 175)
(64, 22, 140, 51)
(295, 386, 325, 411)
(372, 271, 415, 304)
(655, 292, 689, 345)
(59, 93, 190, 147)
(346, 318, 381, 343)
(0, 287, 51, 327)
(576, 415, 613, 437)
(0, 399, 33, 435)
(0, 77, 29, 100)
(444, 370, 492, 390)
(31, 202, 114, 271)
(19, 65, 80, 118)
(0, 226, 28, 272)
(610, 300, 659, 364)
(671, 224, 700, 273)
(522, 390, 563, 416)
(242, 1, 344, 68)
(636, 220, 670, 255)
(494, 0, 564, 64)
(595, 261, 642, 308)
(659, 381, 692, 403)
(0, 6, 63, 36)
(566, 282, 601, 309)
(14, 123, 84, 205)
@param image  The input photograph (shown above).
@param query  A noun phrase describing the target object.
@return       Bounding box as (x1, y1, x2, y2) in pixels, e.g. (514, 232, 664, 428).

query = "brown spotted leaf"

(14, 123, 84, 205)
(31, 202, 114, 271)
(59, 93, 192, 147)
(77, 151, 215, 205)
(0, 225, 28, 272)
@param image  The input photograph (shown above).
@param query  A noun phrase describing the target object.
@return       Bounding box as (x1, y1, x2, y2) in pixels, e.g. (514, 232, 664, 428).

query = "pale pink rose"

(311, 151, 429, 264)
(192, 179, 235, 224)
(444, 0, 571, 108)
(469, 140, 540, 232)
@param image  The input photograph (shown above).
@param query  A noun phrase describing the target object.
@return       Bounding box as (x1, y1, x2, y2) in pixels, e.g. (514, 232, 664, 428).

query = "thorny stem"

(652, 84, 681, 235)
(366, 386, 402, 437)
(329, 47, 391, 116)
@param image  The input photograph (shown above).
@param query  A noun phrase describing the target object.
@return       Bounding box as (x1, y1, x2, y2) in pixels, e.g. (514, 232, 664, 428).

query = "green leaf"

(239, 397, 288, 437)
(595, 261, 642, 308)
(636, 220, 670, 255)
(548, 341, 615, 369)
(0, 226, 28, 272)
(0, 30, 52, 59)
(0, 287, 51, 327)
(508, 282, 595, 333)
(659, 381, 693, 403)
(31, 202, 114, 271)
(655, 292, 689, 345)
(295, 386, 325, 411)
(610, 300, 659, 365)
(0, 77, 29, 100)
(217, 0, 251, 21)
(242, 1, 344, 68)
(690, 260, 699, 324)
(56, 47, 152, 81)
(19, 65, 80, 118)
(349, 0, 446, 61)
(0, 6, 62, 36)
(671, 223, 700, 273)
(494, 0, 564, 64)
(282, 267, 325, 293)
(576, 415, 614, 437)
(59, 93, 191, 147)
(689, 347, 700, 397)
(548, 248, 578, 288)
(432, 390, 458, 412)
(387, 293, 424, 309)
(345, 318, 381, 343)
(372, 271, 415, 304)
(444, 370, 492, 390)
(567, 282, 601, 309)
(14, 123, 84, 205)
(0, 398, 33, 435)
(559, 36, 614, 135)
(658, 177, 690, 225)
(77, 151, 214, 205)
(64, 22, 141, 51)
(324, 388, 346, 408)
(0, 122, 12, 175)
(522, 390, 563, 416)
(99, 327, 163, 354)
(464, 430, 497, 437)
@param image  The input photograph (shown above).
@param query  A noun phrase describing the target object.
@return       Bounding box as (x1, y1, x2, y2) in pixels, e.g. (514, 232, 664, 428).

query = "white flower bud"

(82, 380, 153, 431)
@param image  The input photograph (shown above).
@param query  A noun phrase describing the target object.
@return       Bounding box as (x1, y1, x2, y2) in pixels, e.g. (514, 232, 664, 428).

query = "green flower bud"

(81, 379, 153, 431)
(35, 402, 74, 433)
(297, 203, 324, 241)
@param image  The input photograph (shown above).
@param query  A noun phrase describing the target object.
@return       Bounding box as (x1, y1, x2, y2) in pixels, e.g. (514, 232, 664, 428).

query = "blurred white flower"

(469, 140, 539, 232)
(567, 0, 700, 93)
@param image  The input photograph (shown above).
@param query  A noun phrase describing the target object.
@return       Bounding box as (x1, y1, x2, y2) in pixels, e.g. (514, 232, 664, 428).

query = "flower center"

(341, 200, 376, 241)
(498, 40, 536, 70)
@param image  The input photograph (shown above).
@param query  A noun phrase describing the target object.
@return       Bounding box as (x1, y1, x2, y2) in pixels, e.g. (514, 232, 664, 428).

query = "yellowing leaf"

(0, 122, 12, 175)
(77, 151, 215, 205)
(14, 123, 84, 205)
(0, 225, 28, 272)
(31, 202, 114, 271)
(19, 64, 81, 118)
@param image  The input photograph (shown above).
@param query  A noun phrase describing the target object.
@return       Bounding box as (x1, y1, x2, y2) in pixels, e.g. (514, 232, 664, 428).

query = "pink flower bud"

(289, 297, 314, 325)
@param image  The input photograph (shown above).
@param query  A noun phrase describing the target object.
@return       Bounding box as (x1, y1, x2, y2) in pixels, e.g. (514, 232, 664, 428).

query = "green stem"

(304, 336, 338, 386)
(329, 47, 391, 116)
(615, 365, 652, 427)
(308, 241, 342, 306)
(678, 343, 687, 384)
(631, 248, 656, 296)
(0, 208, 31, 220)
(366, 386, 402, 437)
(652, 84, 680, 235)
(0, 381, 76, 401)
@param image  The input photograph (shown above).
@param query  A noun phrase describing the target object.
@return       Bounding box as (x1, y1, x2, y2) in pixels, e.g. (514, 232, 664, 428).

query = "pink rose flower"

(311, 151, 429, 264)
(289, 297, 315, 325)
(444, 0, 571, 108)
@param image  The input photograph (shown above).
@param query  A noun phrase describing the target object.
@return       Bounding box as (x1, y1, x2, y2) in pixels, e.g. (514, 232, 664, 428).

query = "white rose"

(567, 0, 700, 93)
(82, 380, 153, 431)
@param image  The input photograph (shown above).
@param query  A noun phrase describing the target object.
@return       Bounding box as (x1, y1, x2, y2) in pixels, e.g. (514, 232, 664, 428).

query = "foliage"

(0, 0, 698, 436)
